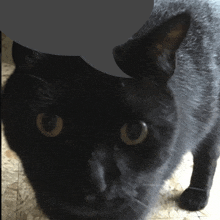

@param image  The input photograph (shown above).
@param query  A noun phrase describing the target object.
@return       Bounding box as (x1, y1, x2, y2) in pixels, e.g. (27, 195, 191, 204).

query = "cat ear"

(12, 42, 48, 68)
(114, 13, 191, 84)
(150, 13, 190, 76)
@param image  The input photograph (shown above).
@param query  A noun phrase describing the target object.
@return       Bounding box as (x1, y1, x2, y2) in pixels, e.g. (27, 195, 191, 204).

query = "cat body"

(2, 0, 220, 219)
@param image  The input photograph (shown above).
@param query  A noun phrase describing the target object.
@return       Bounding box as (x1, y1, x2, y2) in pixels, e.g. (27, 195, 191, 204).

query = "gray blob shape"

(0, 0, 154, 77)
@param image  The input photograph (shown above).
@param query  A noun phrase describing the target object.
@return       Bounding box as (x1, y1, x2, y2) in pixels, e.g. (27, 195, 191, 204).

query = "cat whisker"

(121, 190, 149, 210)
(144, 184, 163, 187)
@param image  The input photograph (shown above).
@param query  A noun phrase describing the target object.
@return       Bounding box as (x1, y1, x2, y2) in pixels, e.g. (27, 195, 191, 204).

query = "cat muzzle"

(61, 197, 127, 218)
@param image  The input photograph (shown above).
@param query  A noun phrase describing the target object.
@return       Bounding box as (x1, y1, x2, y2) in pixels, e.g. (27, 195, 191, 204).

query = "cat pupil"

(42, 115, 58, 132)
(120, 121, 148, 145)
(36, 113, 63, 137)
(126, 123, 142, 140)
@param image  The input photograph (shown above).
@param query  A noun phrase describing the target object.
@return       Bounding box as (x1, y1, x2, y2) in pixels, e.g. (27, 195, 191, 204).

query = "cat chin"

(59, 207, 144, 220)
(46, 196, 146, 219)
(60, 203, 126, 217)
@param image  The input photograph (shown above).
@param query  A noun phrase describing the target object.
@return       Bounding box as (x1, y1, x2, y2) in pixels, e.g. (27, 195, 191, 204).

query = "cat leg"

(179, 122, 220, 211)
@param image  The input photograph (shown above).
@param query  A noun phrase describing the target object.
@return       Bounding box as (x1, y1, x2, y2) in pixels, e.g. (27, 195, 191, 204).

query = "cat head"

(2, 12, 190, 220)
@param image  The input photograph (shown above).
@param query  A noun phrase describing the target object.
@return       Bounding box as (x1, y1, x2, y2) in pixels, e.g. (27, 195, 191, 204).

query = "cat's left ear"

(114, 13, 191, 83)
(12, 42, 48, 68)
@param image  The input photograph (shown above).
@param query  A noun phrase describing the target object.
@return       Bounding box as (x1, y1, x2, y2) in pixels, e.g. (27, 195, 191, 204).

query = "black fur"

(2, 0, 220, 219)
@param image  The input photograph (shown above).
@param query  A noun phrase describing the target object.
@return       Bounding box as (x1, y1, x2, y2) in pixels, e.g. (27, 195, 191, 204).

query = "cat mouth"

(59, 198, 127, 217)
(54, 193, 148, 219)
(45, 186, 147, 218)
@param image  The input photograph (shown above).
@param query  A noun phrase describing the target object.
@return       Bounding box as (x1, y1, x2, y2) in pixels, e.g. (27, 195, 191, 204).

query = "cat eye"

(36, 113, 63, 137)
(120, 121, 148, 145)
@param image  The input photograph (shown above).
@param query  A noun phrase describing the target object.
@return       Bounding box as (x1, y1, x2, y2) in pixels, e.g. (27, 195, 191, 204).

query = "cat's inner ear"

(150, 13, 191, 74)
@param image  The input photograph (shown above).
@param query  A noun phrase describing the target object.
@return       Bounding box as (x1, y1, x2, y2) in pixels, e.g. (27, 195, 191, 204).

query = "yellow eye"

(36, 113, 63, 137)
(120, 121, 148, 145)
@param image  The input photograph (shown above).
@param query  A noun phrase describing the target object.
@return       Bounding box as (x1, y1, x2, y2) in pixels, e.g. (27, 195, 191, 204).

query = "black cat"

(2, 0, 220, 219)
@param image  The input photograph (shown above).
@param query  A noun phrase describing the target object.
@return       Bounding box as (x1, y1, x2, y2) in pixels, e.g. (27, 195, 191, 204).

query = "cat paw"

(178, 187, 209, 211)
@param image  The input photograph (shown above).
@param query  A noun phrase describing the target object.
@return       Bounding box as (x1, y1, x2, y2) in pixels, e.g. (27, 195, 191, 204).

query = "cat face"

(2, 9, 193, 220)
(3, 62, 177, 219)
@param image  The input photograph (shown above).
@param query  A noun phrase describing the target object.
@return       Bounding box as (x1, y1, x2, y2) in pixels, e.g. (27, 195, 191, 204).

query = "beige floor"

(2, 33, 220, 220)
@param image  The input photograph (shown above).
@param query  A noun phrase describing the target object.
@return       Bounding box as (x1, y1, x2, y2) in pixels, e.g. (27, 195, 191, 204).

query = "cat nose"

(88, 147, 121, 193)
(89, 159, 107, 192)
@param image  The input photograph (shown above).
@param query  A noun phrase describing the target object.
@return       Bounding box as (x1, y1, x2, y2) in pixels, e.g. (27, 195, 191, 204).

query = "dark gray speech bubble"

(0, 0, 154, 78)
